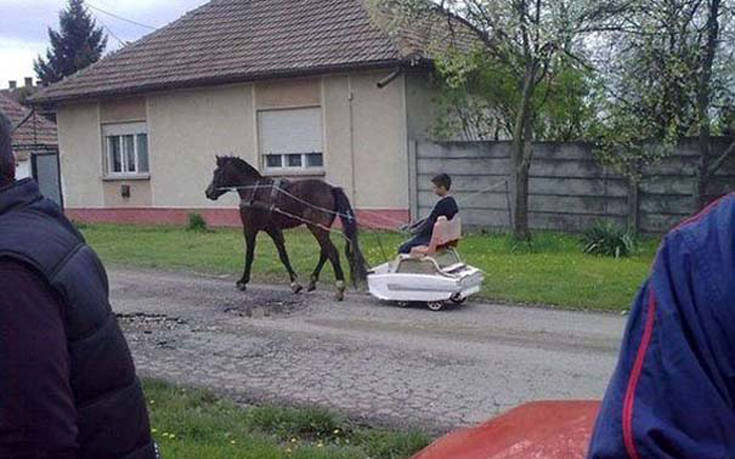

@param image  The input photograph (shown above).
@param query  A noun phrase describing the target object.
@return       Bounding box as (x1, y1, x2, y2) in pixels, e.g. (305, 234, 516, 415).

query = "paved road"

(111, 268, 627, 433)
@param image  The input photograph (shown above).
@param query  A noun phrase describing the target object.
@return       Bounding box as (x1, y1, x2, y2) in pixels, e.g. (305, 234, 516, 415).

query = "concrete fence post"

(628, 179, 640, 233)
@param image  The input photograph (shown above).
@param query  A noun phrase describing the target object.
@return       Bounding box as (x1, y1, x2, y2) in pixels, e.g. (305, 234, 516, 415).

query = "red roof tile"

(32, 0, 477, 104)
(0, 94, 57, 148)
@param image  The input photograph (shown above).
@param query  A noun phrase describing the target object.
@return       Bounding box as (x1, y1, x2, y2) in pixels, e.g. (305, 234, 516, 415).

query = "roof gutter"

(376, 53, 430, 89)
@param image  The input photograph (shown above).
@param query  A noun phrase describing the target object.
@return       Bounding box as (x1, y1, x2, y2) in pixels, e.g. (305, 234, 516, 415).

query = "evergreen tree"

(34, 0, 107, 85)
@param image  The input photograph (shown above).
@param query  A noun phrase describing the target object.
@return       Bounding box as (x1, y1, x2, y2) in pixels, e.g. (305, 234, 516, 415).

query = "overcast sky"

(0, 0, 209, 88)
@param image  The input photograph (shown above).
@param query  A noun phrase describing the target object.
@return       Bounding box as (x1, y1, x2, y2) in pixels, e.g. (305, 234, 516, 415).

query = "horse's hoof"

(291, 282, 303, 294)
(236, 281, 247, 292)
(335, 280, 345, 301)
(307, 282, 317, 292)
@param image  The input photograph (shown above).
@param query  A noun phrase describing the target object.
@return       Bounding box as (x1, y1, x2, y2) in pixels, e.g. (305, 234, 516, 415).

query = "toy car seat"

(410, 216, 462, 257)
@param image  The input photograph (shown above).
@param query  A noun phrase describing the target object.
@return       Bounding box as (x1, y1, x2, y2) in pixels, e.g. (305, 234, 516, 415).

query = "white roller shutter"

(258, 107, 323, 155)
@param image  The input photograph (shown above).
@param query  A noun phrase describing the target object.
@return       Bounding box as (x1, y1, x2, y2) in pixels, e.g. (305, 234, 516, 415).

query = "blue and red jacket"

(589, 194, 735, 458)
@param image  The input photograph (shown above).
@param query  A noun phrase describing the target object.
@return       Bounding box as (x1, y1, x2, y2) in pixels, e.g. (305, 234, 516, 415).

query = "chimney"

(24, 77, 33, 88)
(8, 80, 16, 89)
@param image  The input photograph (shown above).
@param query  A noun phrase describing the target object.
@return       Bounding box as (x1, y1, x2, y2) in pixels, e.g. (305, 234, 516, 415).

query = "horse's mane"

(218, 155, 262, 178)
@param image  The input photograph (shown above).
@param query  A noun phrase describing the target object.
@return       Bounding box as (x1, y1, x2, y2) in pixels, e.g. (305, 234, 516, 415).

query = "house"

(0, 92, 60, 193)
(31, 0, 474, 227)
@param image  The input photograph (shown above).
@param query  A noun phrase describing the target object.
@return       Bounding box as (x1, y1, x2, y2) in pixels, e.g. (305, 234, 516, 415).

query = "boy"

(399, 173, 459, 254)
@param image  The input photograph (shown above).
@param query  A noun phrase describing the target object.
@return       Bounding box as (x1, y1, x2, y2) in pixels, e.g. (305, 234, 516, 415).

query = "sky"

(0, 0, 209, 88)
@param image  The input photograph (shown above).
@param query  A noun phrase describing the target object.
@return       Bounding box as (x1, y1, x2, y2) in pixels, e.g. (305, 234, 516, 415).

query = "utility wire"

(91, 11, 128, 48)
(86, 2, 157, 30)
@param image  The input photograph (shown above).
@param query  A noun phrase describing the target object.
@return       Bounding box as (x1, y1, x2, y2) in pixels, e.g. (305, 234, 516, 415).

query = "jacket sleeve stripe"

(622, 288, 657, 459)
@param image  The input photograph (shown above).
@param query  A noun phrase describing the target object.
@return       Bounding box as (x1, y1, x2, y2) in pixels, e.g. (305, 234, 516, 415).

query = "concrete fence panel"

(414, 138, 735, 233)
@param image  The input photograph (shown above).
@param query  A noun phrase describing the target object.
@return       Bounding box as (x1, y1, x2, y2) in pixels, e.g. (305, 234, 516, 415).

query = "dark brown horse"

(205, 156, 368, 300)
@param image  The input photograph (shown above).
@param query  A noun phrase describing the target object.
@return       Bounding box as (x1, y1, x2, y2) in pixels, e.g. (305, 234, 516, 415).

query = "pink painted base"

(65, 207, 409, 230)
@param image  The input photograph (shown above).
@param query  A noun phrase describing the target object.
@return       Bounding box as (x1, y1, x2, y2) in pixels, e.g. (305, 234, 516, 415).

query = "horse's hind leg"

(238, 229, 257, 291)
(310, 227, 346, 301)
(266, 227, 302, 294)
(308, 251, 328, 292)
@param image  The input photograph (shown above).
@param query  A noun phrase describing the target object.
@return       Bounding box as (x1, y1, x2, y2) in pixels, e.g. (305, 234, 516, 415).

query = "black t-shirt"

(414, 196, 459, 238)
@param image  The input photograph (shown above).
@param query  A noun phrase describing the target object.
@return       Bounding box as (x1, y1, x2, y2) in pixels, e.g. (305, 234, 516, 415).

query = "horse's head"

(205, 155, 261, 201)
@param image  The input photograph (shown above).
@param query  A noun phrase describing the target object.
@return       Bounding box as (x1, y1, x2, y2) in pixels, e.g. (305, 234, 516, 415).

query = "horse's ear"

(216, 155, 223, 167)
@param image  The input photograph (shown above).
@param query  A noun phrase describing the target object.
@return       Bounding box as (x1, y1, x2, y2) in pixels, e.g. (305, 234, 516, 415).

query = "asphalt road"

(111, 267, 627, 433)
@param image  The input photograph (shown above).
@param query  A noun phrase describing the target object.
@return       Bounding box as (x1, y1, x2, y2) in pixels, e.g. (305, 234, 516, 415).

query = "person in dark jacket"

(0, 112, 157, 458)
(399, 173, 459, 254)
(588, 193, 735, 458)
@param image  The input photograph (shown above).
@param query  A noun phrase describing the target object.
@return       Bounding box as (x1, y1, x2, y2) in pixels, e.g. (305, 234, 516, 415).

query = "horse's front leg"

(266, 228, 302, 294)
(238, 229, 257, 291)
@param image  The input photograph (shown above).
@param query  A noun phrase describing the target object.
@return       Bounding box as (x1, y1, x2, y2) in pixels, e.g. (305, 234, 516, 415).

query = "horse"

(205, 155, 368, 301)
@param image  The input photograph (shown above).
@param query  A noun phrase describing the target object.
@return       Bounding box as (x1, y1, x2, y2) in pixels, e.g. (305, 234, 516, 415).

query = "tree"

(34, 0, 107, 86)
(374, 0, 627, 240)
(593, 0, 734, 211)
(431, 49, 598, 142)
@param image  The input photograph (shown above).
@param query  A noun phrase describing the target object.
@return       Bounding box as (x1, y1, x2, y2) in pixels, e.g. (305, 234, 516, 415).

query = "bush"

(581, 220, 636, 258)
(186, 213, 208, 232)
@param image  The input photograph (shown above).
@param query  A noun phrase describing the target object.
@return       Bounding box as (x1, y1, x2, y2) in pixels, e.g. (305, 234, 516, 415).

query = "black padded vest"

(0, 179, 155, 459)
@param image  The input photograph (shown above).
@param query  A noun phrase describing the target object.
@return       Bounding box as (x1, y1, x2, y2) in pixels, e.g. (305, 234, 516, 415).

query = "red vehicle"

(413, 401, 600, 459)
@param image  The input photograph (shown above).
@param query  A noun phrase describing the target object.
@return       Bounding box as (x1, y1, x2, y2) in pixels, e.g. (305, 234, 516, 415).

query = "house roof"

(31, 0, 478, 104)
(0, 93, 58, 148)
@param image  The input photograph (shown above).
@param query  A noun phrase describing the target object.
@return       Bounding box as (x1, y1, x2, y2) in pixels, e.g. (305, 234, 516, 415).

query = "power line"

(86, 2, 157, 30)
(90, 11, 129, 48)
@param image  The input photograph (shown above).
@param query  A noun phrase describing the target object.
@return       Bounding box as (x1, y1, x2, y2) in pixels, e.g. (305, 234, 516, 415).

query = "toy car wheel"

(396, 301, 410, 308)
(427, 301, 446, 312)
(450, 294, 466, 305)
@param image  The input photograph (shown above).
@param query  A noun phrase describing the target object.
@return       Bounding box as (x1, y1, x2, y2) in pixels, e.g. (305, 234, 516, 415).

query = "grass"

(80, 223, 659, 311)
(143, 378, 431, 459)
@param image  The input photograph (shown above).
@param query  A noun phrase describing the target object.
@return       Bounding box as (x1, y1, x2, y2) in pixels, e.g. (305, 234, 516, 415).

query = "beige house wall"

(57, 102, 104, 207)
(100, 97, 146, 124)
(147, 84, 254, 209)
(322, 75, 354, 200)
(255, 78, 321, 109)
(57, 70, 414, 214)
(349, 71, 408, 209)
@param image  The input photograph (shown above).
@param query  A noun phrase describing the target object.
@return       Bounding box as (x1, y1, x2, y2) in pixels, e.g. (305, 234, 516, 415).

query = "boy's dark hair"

(431, 173, 451, 191)
(0, 112, 15, 185)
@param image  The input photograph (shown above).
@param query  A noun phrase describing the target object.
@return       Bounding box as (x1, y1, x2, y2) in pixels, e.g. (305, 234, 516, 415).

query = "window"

(258, 107, 324, 172)
(102, 122, 149, 177)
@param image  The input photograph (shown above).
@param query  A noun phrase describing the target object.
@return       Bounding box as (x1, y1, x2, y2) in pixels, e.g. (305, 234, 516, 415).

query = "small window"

(258, 107, 324, 172)
(102, 122, 149, 177)
(266, 155, 283, 168)
(306, 153, 324, 168)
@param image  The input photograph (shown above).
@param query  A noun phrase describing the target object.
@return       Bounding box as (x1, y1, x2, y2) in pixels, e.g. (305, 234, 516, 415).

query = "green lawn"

(80, 223, 659, 312)
(143, 379, 431, 459)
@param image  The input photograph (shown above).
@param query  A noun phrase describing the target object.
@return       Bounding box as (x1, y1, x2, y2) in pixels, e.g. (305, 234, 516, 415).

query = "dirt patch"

(219, 291, 310, 318)
(117, 313, 187, 349)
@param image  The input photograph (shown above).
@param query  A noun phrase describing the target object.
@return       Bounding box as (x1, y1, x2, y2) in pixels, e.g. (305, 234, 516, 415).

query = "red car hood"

(414, 401, 601, 459)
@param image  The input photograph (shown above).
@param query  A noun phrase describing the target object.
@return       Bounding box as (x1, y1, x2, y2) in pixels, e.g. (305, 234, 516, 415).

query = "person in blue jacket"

(588, 193, 735, 458)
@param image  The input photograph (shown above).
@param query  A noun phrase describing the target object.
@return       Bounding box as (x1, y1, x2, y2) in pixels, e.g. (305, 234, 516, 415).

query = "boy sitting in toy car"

(399, 173, 459, 254)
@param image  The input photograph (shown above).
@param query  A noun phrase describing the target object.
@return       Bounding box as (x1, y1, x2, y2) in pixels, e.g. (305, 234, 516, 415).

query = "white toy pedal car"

(367, 216, 484, 311)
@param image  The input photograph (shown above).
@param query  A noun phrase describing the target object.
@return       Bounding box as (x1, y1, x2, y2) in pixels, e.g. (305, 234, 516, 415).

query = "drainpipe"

(348, 75, 357, 204)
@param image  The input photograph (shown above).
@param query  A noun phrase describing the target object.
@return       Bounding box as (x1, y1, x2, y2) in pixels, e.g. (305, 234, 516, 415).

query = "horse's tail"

(332, 187, 368, 287)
